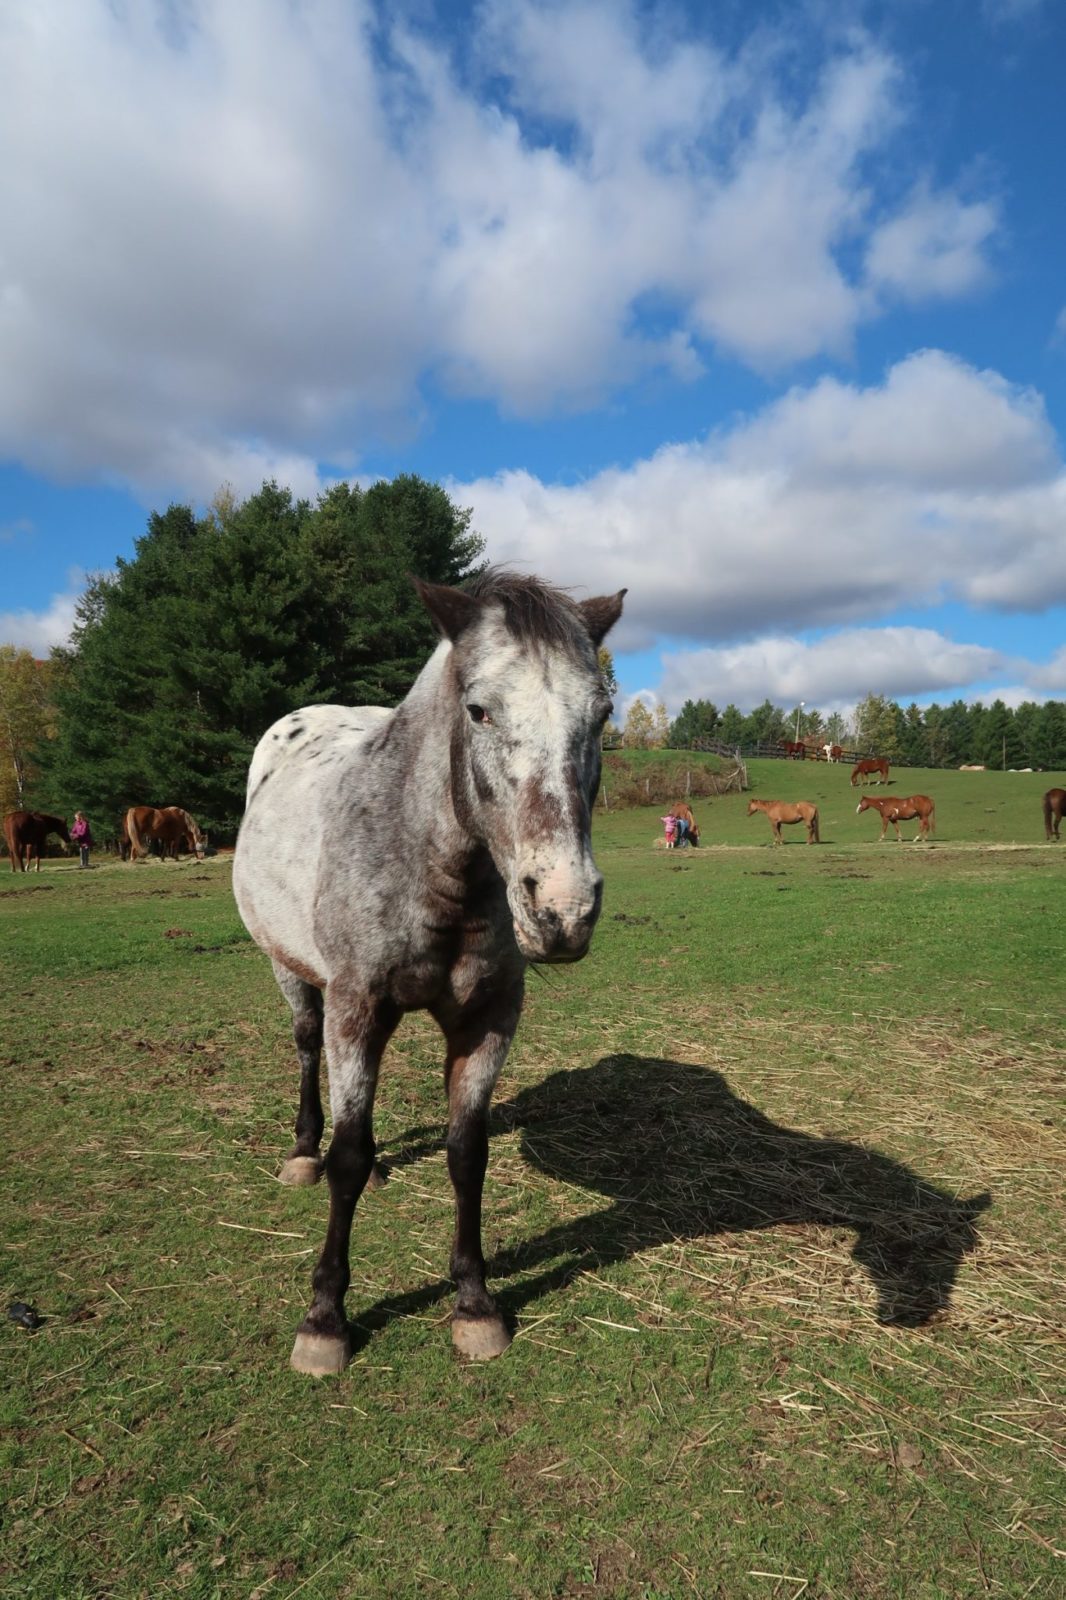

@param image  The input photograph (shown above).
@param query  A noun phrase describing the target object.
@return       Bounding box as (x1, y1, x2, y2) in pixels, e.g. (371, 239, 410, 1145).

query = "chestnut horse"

(1044, 788, 1066, 842)
(851, 758, 889, 787)
(126, 806, 206, 861)
(3, 810, 70, 872)
(823, 743, 843, 763)
(857, 794, 935, 842)
(233, 569, 624, 1375)
(747, 797, 820, 844)
(782, 740, 806, 760)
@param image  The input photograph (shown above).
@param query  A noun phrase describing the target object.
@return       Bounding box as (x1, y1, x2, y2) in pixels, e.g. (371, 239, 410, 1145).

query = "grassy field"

(2, 762, 1064, 1599)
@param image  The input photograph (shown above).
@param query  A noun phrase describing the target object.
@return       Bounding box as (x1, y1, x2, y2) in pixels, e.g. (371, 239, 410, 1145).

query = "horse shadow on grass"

(348, 1055, 990, 1352)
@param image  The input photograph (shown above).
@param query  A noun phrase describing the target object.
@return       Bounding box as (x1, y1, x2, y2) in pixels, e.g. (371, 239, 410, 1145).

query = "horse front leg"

(437, 981, 523, 1360)
(290, 987, 399, 1377)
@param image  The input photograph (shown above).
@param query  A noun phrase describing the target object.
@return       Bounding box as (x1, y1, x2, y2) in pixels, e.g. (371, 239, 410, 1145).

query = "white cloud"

(1028, 646, 1066, 691)
(457, 350, 1066, 642)
(0, 1, 998, 496)
(656, 628, 1005, 714)
(865, 185, 998, 302)
(0, 588, 81, 654)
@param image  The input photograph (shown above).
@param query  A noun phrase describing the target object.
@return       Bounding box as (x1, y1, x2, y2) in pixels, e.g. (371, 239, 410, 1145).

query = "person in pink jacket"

(71, 810, 93, 869)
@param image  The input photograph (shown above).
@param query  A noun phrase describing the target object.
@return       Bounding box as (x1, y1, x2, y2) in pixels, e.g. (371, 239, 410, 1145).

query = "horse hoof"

(364, 1163, 389, 1192)
(278, 1156, 323, 1186)
(452, 1314, 512, 1360)
(290, 1329, 351, 1376)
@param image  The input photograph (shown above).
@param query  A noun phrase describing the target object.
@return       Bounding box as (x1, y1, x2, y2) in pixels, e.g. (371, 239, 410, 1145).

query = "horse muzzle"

(510, 870, 604, 964)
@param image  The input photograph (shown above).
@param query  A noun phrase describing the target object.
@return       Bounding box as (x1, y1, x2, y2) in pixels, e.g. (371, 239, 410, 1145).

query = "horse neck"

(373, 646, 471, 849)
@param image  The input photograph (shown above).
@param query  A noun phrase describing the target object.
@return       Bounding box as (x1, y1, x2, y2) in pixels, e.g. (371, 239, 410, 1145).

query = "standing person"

(71, 810, 93, 869)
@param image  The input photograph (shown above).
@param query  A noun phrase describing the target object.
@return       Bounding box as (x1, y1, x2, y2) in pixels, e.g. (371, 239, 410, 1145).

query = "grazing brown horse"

(668, 801, 700, 846)
(782, 740, 806, 760)
(747, 797, 820, 844)
(850, 758, 889, 787)
(1044, 788, 1066, 842)
(125, 805, 206, 861)
(3, 810, 71, 871)
(857, 794, 935, 842)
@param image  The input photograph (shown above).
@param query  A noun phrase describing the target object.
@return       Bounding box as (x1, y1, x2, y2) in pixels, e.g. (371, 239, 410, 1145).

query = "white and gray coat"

(233, 569, 624, 1374)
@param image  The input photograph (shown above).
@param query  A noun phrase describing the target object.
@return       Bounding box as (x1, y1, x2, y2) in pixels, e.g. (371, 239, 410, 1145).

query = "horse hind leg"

(272, 962, 327, 1188)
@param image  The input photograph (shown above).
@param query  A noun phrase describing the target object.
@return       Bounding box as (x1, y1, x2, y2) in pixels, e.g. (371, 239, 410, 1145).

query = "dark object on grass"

(8, 1301, 43, 1330)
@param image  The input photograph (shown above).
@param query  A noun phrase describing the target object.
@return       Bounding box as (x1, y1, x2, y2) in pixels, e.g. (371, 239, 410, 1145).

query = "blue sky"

(2, 0, 1065, 723)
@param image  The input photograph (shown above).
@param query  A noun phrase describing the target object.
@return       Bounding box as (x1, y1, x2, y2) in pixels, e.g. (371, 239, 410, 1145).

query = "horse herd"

(3, 804, 205, 871)
(745, 756, 937, 846)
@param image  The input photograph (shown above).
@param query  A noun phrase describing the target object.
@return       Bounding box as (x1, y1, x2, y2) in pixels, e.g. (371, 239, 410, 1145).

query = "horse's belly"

(234, 771, 333, 986)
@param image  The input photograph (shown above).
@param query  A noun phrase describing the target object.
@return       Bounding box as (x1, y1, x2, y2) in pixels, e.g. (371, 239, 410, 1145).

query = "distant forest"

(623, 692, 1066, 771)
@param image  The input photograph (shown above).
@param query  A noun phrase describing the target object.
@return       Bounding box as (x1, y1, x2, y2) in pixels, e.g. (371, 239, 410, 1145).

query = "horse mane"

(465, 568, 587, 654)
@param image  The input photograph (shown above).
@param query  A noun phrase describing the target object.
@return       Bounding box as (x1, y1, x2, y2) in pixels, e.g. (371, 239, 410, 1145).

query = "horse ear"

(579, 589, 627, 647)
(411, 577, 482, 642)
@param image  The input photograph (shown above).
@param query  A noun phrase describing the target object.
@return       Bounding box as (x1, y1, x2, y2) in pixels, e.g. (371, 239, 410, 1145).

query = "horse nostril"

(522, 876, 539, 907)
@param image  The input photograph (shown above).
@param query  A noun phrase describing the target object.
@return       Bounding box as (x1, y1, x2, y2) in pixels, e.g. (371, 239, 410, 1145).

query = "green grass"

(2, 773, 1064, 1599)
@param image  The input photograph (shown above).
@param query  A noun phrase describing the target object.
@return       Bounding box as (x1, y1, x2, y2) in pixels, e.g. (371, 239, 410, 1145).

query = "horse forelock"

(464, 569, 593, 660)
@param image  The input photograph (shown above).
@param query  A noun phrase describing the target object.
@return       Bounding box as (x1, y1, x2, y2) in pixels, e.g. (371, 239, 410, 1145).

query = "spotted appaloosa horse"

(1044, 788, 1066, 841)
(3, 810, 70, 871)
(747, 797, 820, 844)
(857, 794, 936, 842)
(233, 570, 624, 1376)
(851, 758, 890, 787)
(823, 744, 843, 763)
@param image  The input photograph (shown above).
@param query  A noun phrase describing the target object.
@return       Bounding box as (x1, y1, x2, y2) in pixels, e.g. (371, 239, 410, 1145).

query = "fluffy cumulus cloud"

(0, 586, 82, 656)
(457, 350, 1066, 643)
(657, 628, 1006, 713)
(0, 0, 1000, 496)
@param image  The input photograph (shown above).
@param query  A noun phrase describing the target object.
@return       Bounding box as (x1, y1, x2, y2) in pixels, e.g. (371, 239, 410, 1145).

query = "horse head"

(856, 796, 873, 814)
(185, 813, 207, 860)
(415, 572, 625, 965)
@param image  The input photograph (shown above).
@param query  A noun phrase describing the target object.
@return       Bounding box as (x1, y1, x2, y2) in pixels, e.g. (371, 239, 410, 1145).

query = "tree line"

(3, 476, 483, 839)
(4, 480, 1066, 841)
(626, 692, 1066, 769)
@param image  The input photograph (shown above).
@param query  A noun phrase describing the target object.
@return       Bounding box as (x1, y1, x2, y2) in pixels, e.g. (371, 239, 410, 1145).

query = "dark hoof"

(364, 1163, 389, 1191)
(290, 1328, 351, 1376)
(278, 1155, 323, 1186)
(451, 1314, 511, 1360)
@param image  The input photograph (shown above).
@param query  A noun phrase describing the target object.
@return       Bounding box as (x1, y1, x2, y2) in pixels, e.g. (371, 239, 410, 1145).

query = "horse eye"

(467, 704, 490, 725)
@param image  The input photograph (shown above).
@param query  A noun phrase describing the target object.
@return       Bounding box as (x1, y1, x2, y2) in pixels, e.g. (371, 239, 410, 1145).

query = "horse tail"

(928, 801, 936, 837)
(126, 808, 145, 860)
(1044, 791, 1053, 833)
